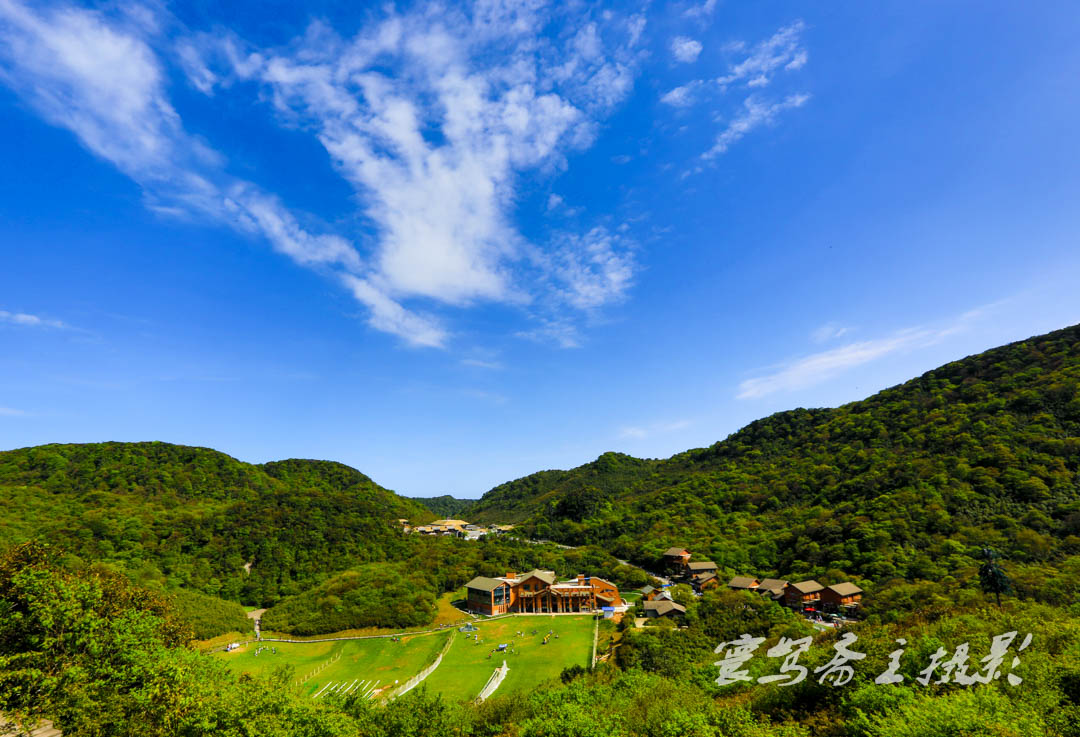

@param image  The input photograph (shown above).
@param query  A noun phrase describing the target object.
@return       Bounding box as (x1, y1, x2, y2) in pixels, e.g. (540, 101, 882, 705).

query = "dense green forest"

(4, 541, 1078, 736)
(410, 494, 475, 517)
(0, 442, 650, 636)
(467, 324, 1080, 608)
(0, 442, 434, 610)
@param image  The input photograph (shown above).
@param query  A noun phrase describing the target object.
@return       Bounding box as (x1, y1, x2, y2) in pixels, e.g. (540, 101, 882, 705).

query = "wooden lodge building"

(465, 570, 622, 616)
(784, 580, 824, 609)
(726, 575, 863, 613)
(820, 582, 863, 612)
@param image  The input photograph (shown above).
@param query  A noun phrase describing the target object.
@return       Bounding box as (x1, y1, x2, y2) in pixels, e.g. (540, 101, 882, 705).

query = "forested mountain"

(0, 442, 650, 636)
(470, 324, 1080, 598)
(411, 494, 475, 517)
(468, 452, 657, 523)
(0, 442, 433, 607)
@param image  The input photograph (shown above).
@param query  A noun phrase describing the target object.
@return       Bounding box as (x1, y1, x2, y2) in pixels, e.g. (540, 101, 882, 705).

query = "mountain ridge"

(464, 323, 1080, 590)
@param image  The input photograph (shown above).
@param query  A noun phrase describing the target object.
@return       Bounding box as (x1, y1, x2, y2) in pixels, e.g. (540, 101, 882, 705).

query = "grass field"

(213, 630, 452, 698)
(422, 615, 595, 703)
(210, 609, 595, 703)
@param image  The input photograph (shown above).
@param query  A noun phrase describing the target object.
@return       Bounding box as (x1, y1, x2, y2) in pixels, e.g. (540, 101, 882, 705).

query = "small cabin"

(757, 578, 788, 600)
(466, 576, 513, 615)
(784, 580, 824, 610)
(821, 582, 863, 612)
(662, 547, 692, 571)
(728, 576, 760, 591)
(643, 600, 687, 618)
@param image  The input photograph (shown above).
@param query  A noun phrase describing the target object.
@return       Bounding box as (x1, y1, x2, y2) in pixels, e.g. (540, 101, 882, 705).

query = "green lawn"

(213, 630, 452, 699)
(421, 615, 595, 703)
(211, 614, 594, 703)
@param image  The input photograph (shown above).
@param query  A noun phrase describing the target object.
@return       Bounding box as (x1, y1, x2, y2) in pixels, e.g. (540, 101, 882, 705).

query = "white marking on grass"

(312, 681, 335, 698)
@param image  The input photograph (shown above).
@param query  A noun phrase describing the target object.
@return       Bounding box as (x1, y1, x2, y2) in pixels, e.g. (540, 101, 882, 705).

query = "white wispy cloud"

(736, 310, 987, 399)
(515, 318, 582, 349)
(620, 419, 691, 439)
(684, 0, 718, 20)
(703, 93, 809, 159)
(0, 407, 27, 417)
(0, 1, 400, 326)
(548, 227, 635, 311)
(662, 21, 809, 164)
(461, 358, 503, 370)
(341, 275, 448, 348)
(660, 81, 702, 107)
(0, 309, 66, 328)
(717, 21, 807, 89)
(671, 36, 702, 63)
(462, 388, 508, 405)
(811, 322, 852, 343)
(242, 7, 641, 324)
(0, 1, 644, 349)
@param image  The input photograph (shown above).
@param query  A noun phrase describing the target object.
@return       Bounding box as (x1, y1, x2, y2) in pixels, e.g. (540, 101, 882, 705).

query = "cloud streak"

(0, 1, 643, 349)
(736, 310, 986, 399)
(620, 419, 691, 440)
(0, 309, 67, 328)
(229, 5, 641, 343)
(661, 21, 810, 164)
(0, 0, 379, 313)
(716, 21, 807, 89)
(704, 93, 809, 159)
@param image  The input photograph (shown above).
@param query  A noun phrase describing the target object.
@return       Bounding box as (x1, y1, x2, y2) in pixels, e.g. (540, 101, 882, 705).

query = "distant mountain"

(411, 494, 476, 518)
(468, 452, 657, 524)
(0, 441, 434, 607)
(467, 324, 1080, 589)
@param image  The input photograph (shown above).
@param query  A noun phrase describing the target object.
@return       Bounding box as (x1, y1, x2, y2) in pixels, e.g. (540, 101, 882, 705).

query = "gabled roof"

(639, 585, 656, 595)
(688, 561, 717, 571)
(694, 572, 717, 584)
(644, 600, 687, 616)
(517, 569, 556, 585)
(663, 547, 690, 557)
(728, 576, 759, 589)
(826, 582, 863, 596)
(757, 578, 788, 591)
(789, 580, 824, 594)
(465, 576, 508, 592)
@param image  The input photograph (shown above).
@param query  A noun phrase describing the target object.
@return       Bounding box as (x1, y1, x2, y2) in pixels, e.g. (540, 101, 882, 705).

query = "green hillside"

(468, 452, 657, 523)
(0, 441, 434, 608)
(470, 324, 1080, 597)
(411, 494, 476, 518)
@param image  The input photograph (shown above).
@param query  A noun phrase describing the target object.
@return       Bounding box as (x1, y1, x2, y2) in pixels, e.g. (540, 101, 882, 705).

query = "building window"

(493, 585, 507, 606)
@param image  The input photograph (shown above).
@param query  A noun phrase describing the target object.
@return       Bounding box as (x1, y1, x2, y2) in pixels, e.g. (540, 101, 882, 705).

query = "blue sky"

(2, 0, 1079, 498)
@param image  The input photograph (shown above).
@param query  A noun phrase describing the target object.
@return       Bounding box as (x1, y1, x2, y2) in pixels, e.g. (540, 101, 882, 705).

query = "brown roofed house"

(784, 580, 824, 609)
(728, 576, 760, 591)
(821, 582, 863, 612)
(643, 599, 687, 618)
(757, 578, 788, 600)
(693, 571, 720, 592)
(687, 561, 718, 573)
(640, 584, 658, 600)
(465, 576, 513, 615)
(662, 547, 692, 572)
